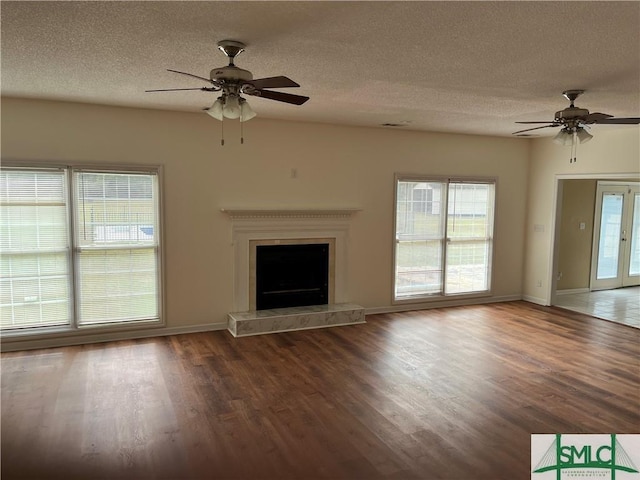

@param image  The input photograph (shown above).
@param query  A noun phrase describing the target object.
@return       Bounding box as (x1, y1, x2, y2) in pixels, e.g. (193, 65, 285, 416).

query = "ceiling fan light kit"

(576, 128, 593, 144)
(513, 89, 640, 163)
(206, 97, 224, 121)
(147, 39, 309, 145)
(239, 98, 257, 121)
(552, 129, 573, 146)
(552, 126, 593, 146)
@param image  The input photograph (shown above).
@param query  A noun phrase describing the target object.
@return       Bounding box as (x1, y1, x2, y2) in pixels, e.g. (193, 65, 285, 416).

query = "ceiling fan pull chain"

(240, 121, 244, 144)
(221, 118, 225, 146)
(570, 131, 577, 163)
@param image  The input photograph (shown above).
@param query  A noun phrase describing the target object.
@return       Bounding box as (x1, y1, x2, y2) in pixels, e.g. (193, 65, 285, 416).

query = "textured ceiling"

(2, 1, 639, 137)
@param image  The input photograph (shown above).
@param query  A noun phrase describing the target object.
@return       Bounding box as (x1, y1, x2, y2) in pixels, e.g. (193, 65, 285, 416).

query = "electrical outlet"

(536, 280, 542, 287)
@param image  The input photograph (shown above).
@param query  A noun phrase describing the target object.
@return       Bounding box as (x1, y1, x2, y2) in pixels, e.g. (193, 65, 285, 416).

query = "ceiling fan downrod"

(562, 89, 584, 108)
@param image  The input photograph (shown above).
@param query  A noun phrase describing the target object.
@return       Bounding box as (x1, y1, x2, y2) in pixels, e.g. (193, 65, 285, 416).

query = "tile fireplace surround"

(222, 208, 365, 337)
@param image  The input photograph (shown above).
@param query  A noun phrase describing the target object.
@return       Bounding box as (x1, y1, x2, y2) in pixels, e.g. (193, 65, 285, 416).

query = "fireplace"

(223, 208, 365, 336)
(249, 238, 335, 311)
(222, 208, 359, 312)
(256, 243, 329, 310)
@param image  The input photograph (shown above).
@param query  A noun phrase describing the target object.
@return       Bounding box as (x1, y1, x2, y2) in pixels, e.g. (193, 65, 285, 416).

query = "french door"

(590, 182, 640, 290)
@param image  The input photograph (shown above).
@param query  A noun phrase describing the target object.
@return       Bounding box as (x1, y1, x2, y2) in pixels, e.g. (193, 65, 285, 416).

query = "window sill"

(393, 291, 492, 306)
(1, 318, 164, 351)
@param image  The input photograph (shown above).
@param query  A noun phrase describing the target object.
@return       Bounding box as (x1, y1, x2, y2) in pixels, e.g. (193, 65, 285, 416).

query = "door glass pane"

(629, 193, 640, 276)
(395, 181, 445, 297)
(596, 193, 623, 279)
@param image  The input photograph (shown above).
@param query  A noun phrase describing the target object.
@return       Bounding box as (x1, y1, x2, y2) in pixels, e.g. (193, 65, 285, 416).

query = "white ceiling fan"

(146, 40, 309, 123)
(513, 90, 640, 162)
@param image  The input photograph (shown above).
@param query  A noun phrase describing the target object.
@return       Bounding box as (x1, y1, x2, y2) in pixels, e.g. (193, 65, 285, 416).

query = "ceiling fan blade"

(167, 69, 213, 84)
(515, 121, 556, 124)
(245, 76, 300, 89)
(251, 89, 309, 105)
(512, 124, 560, 135)
(582, 112, 613, 123)
(594, 117, 640, 124)
(145, 87, 214, 92)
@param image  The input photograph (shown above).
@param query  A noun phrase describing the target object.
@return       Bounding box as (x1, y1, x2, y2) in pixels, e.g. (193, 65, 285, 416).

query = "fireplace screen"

(256, 243, 329, 310)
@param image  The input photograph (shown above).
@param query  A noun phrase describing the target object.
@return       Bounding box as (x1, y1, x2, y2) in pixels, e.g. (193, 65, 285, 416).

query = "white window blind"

(394, 177, 495, 301)
(445, 182, 494, 294)
(0, 169, 71, 329)
(1, 166, 162, 332)
(395, 181, 446, 296)
(74, 171, 160, 325)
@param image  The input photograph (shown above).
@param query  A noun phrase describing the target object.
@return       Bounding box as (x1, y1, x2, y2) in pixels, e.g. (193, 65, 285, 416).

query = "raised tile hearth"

(228, 303, 365, 337)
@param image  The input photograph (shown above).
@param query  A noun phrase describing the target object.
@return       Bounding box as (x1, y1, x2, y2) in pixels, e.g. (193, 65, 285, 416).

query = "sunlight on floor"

(554, 286, 640, 329)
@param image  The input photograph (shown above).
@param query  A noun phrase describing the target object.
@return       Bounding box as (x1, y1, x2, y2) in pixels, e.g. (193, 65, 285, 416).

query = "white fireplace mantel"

(221, 207, 361, 220)
(223, 207, 360, 312)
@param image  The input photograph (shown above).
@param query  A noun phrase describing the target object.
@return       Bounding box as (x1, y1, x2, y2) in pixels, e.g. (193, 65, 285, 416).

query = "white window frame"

(392, 174, 496, 304)
(1, 162, 165, 338)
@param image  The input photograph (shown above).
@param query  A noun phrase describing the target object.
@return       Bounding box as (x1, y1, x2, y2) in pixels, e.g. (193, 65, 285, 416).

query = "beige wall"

(557, 180, 597, 290)
(524, 127, 640, 304)
(1, 97, 530, 338)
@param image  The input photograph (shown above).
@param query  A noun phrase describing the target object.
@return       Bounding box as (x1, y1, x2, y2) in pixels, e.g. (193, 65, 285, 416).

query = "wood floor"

(2, 301, 639, 480)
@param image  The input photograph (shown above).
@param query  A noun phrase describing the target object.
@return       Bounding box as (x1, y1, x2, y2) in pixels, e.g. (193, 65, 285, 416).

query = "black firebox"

(256, 243, 329, 310)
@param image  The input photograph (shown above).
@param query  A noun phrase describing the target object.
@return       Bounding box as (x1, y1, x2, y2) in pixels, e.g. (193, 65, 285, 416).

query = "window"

(394, 176, 495, 301)
(0, 169, 71, 328)
(1, 166, 162, 332)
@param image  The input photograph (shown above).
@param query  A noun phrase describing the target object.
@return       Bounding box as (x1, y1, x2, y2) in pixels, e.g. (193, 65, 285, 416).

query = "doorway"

(552, 177, 640, 327)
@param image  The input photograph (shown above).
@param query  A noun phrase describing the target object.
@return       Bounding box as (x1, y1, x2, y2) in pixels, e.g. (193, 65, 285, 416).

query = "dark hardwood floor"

(2, 301, 639, 480)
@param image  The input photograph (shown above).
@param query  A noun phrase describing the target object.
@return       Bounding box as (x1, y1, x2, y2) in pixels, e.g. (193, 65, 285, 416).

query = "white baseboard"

(3, 295, 536, 351)
(1, 322, 228, 352)
(522, 295, 549, 306)
(364, 294, 522, 315)
(555, 288, 590, 296)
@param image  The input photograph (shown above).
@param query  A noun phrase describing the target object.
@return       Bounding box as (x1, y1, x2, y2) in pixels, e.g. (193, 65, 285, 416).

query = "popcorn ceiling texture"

(1, 1, 638, 137)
